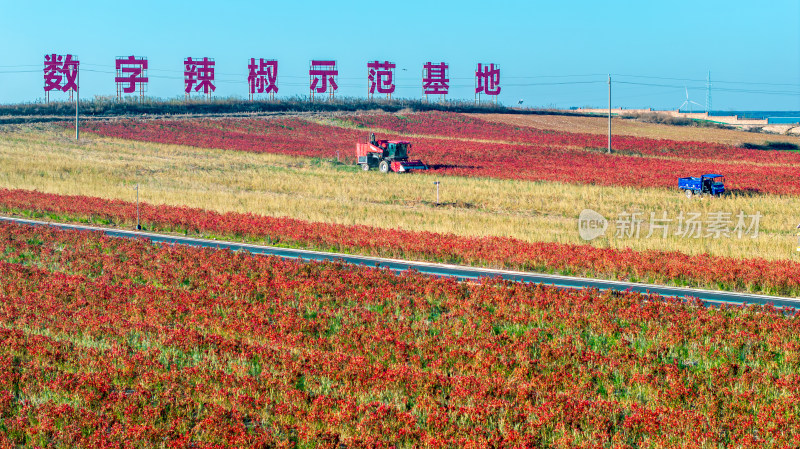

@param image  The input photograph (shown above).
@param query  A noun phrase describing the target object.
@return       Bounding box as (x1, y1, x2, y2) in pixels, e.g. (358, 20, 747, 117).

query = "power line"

(504, 80, 606, 87)
(714, 86, 800, 95)
(615, 73, 800, 88)
(714, 79, 800, 87)
(614, 73, 707, 82)
(451, 73, 606, 80)
(615, 80, 800, 96)
(616, 81, 706, 89)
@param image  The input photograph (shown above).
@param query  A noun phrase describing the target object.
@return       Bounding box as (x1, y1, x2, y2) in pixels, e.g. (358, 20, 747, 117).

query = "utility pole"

(705, 70, 712, 114)
(75, 64, 80, 141)
(607, 74, 612, 153)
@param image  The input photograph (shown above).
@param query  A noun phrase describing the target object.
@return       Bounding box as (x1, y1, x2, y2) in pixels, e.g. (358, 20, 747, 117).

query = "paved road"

(2, 216, 797, 309)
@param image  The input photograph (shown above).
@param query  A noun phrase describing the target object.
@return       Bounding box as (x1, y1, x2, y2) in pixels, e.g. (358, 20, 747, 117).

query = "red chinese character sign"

(185, 57, 215, 98)
(367, 61, 395, 99)
(248, 58, 278, 100)
(309, 60, 338, 100)
(422, 62, 449, 100)
(475, 63, 501, 103)
(43, 54, 79, 103)
(115, 56, 148, 101)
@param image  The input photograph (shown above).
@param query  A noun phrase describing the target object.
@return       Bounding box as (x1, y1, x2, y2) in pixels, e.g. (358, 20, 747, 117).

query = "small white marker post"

(796, 223, 800, 252)
(135, 184, 140, 230)
(433, 181, 440, 205)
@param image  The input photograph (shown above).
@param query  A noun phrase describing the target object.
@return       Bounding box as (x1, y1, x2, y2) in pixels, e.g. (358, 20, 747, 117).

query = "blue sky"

(1, 0, 798, 110)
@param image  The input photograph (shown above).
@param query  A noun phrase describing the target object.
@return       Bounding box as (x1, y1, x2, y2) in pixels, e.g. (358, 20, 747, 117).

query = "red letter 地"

(248, 58, 278, 99)
(115, 56, 148, 100)
(367, 60, 396, 98)
(422, 62, 449, 98)
(475, 63, 501, 102)
(309, 60, 338, 100)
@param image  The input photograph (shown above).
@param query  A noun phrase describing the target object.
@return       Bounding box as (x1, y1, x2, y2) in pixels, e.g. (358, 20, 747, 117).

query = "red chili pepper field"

(0, 221, 798, 448)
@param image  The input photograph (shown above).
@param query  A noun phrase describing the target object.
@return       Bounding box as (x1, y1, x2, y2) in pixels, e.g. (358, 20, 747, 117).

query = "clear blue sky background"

(1, 0, 798, 110)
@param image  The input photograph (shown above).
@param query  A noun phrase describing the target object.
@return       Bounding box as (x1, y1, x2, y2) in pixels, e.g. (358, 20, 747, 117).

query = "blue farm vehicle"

(678, 174, 725, 198)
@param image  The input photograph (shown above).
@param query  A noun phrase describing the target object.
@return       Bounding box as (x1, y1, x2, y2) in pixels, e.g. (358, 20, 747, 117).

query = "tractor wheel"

(685, 190, 693, 198)
(379, 161, 390, 173)
(361, 163, 370, 171)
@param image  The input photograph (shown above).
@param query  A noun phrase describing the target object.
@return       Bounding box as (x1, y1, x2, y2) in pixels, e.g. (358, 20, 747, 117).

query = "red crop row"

(80, 117, 800, 195)
(2, 187, 800, 296)
(341, 111, 800, 165)
(81, 117, 366, 159)
(0, 222, 798, 447)
(403, 136, 800, 195)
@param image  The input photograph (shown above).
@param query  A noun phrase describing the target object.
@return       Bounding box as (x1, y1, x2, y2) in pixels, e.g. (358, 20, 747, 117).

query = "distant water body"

(705, 111, 800, 124)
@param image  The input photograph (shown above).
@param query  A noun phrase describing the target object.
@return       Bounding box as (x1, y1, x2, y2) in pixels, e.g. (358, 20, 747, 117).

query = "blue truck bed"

(678, 177, 702, 190)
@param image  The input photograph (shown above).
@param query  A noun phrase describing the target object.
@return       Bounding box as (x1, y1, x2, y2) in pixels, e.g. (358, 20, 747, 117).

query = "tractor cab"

(370, 133, 410, 160)
(381, 141, 409, 160)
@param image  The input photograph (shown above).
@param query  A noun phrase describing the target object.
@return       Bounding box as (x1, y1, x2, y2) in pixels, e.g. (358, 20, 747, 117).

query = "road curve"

(1, 216, 798, 309)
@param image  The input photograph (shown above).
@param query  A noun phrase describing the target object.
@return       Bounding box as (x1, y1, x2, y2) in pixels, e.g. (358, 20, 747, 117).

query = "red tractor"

(356, 133, 428, 173)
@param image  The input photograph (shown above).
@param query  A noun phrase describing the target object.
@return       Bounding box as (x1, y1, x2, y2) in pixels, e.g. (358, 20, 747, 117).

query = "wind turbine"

(679, 87, 703, 113)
